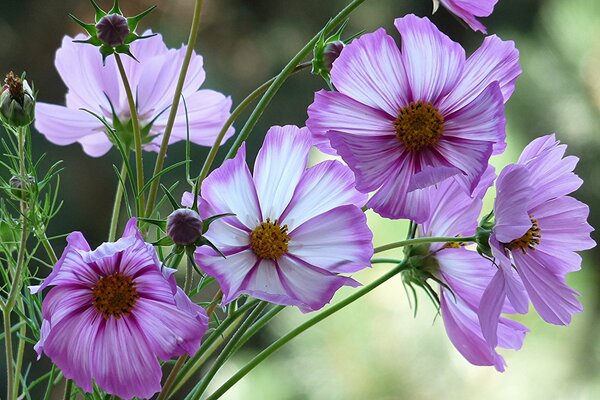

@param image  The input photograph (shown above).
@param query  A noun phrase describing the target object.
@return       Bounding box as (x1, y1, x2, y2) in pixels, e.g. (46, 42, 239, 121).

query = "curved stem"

(114, 53, 145, 216)
(108, 162, 128, 241)
(144, 0, 205, 217)
(38, 231, 58, 265)
(205, 262, 409, 400)
(62, 379, 72, 400)
(373, 236, 476, 254)
(193, 62, 312, 199)
(187, 302, 268, 400)
(3, 309, 14, 400)
(224, 0, 368, 160)
(230, 305, 285, 355)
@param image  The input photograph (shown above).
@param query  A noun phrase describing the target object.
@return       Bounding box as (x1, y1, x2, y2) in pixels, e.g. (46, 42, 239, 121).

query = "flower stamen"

(250, 218, 290, 260)
(508, 216, 541, 254)
(92, 272, 139, 319)
(394, 101, 444, 151)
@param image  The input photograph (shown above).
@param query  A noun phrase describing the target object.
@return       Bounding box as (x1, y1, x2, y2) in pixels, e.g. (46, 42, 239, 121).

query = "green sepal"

(109, 0, 123, 15)
(69, 14, 97, 36)
(202, 213, 236, 234)
(127, 6, 157, 31)
(88, 0, 107, 22)
(99, 45, 115, 65)
(138, 217, 167, 232)
(160, 184, 180, 210)
(153, 235, 174, 246)
(196, 237, 226, 258)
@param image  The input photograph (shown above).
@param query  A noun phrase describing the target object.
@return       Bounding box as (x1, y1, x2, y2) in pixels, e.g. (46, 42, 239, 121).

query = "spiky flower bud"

(167, 208, 203, 246)
(0, 72, 35, 128)
(96, 14, 130, 47)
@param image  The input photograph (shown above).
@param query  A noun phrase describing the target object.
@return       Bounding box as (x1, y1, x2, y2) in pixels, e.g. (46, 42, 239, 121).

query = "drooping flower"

(32, 218, 208, 399)
(479, 134, 595, 347)
(407, 167, 527, 371)
(307, 14, 520, 222)
(35, 32, 233, 157)
(192, 125, 373, 312)
(437, 0, 499, 33)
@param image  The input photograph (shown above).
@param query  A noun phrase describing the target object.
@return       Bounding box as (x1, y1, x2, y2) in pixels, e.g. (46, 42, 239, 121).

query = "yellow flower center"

(250, 218, 290, 260)
(508, 217, 541, 254)
(92, 272, 139, 319)
(394, 101, 444, 151)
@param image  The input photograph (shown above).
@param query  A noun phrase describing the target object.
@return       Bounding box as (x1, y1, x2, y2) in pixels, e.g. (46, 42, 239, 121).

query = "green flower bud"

(0, 72, 35, 128)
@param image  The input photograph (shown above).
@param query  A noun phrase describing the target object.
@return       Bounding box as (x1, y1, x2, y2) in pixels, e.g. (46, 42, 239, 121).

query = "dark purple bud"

(167, 208, 203, 246)
(322, 40, 345, 71)
(96, 14, 130, 47)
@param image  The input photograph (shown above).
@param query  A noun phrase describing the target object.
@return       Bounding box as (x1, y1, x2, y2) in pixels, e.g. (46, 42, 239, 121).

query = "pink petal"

(493, 164, 533, 243)
(34, 103, 105, 147)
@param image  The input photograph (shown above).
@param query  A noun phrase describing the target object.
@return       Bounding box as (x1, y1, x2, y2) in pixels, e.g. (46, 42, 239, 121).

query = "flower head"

(192, 126, 373, 312)
(35, 32, 233, 157)
(479, 135, 595, 347)
(409, 167, 527, 371)
(32, 219, 208, 399)
(307, 14, 520, 222)
(437, 0, 499, 33)
(1, 71, 35, 127)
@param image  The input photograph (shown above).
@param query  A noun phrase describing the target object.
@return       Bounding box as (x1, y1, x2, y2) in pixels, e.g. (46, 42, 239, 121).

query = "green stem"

(373, 236, 476, 254)
(42, 365, 57, 400)
(205, 262, 409, 400)
(3, 309, 14, 400)
(38, 230, 58, 265)
(187, 302, 268, 400)
(230, 305, 285, 355)
(225, 0, 368, 160)
(12, 299, 26, 399)
(193, 62, 312, 199)
(144, 0, 205, 217)
(62, 379, 73, 400)
(114, 53, 145, 216)
(108, 162, 128, 241)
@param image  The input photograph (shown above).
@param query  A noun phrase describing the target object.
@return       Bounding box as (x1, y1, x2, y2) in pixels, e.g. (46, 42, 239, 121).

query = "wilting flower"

(437, 0, 499, 33)
(407, 167, 527, 371)
(307, 14, 520, 222)
(192, 125, 373, 312)
(0, 71, 35, 127)
(32, 219, 208, 399)
(35, 32, 233, 157)
(479, 135, 595, 347)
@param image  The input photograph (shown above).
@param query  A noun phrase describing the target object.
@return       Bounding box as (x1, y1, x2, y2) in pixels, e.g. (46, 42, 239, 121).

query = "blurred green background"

(1, 0, 599, 398)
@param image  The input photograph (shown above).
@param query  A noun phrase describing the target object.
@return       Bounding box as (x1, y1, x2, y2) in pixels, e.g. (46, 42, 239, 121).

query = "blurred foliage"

(0, 0, 599, 399)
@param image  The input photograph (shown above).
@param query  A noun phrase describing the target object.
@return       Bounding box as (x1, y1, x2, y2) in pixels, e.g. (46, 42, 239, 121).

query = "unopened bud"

(9, 174, 35, 197)
(0, 72, 35, 127)
(167, 208, 203, 246)
(321, 40, 345, 72)
(96, 14, 130, 47)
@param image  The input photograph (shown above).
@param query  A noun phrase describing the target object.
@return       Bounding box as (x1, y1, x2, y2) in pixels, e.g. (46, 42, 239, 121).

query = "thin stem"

(187, 302, 268, 400)
(38, 231, 58, 265)
(108, 162, 128, 241)
(205, 262, 409, 400)
(114, 53, 145, 216)
(373, 236, 476, 254)
(225, 0, 368, 160)
(144, 0, 205, 217)
(230, 305, 285, 355)
(206, 290, 222, 317)
(156, 355, 188, 400)
(193, 62, 312, 199)
(3, 309, 14, 400)
(62, 379, 73, 400)
(12, 299, 26, 399)
(42, 365, 57, 400)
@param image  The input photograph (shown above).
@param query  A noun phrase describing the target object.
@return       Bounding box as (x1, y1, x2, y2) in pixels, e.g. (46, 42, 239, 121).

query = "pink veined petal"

(276, 255, 360, 312)
(238, 258, 300, 307)
(253, 126, 312, 220)
(153, 90, 234, 147)
(330, 28, 410, 117)
(439, 0, 494, 33)
(287, 205, 373, 274)
(491, 237, 530, 313)
(518, 133, 558, 163)
(201, 143, 261, 230)
(440, 81, 506, 156)
(55, 35, 120, 113)
(327, 132, 404, 193)
(496, 317, 529, 350)
(34, 103, 105, 146)
(493, 164, 533, 243)
(280, 160, 368, 230)
(91, 317, 162, 400)
(478, 269, 507, 348)
(42, 307, 103, 393)
(306, 90, 396, 155)
(513, 252, 583, 325)
(408, 165, 461, 191)
(119, 31, 169, 91)
(442, 35, 521, 114)
(394, 14, 465, 104)
(195, 248, 258, 305)
(203, 217, 251, 249)
(132, 297, 206, 359)
(78, 132, 113, 158)
(441, 289, 506, 372)
(40, 286, 93, 326)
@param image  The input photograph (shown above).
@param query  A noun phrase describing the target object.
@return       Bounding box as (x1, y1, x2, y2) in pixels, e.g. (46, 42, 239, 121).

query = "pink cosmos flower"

(32, 219, 208, 399)
(479, 135, 596, 347)
(414, 167, 527, 371)
(35, 32, 233, 157)
(307, 14, 520, 222)
(192, 125, 373, 312)
(438, 0, 499, 33)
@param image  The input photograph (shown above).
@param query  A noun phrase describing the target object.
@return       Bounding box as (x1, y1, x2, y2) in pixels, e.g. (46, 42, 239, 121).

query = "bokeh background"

(1, 0, 599, 398)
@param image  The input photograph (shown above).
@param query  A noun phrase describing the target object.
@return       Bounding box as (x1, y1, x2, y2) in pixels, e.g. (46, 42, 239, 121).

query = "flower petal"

(493, 164, 533, 243)
(34, 103, 105, 148)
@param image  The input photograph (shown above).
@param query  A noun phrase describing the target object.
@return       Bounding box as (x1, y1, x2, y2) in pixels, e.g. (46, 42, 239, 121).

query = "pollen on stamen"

(92, 272, 139, 319)
(394, 100, 444, 151)
(508, 216, 541, 254)
(250, 218, 290, 260)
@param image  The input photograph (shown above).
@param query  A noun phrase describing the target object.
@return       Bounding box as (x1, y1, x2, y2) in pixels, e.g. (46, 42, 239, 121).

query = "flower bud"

(321, 40, 345, 72)
(167, 208, 203, 246)
(96, 14, 130, 47)
(0, 72, 35, 128)
(9, 174, 35, 198)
